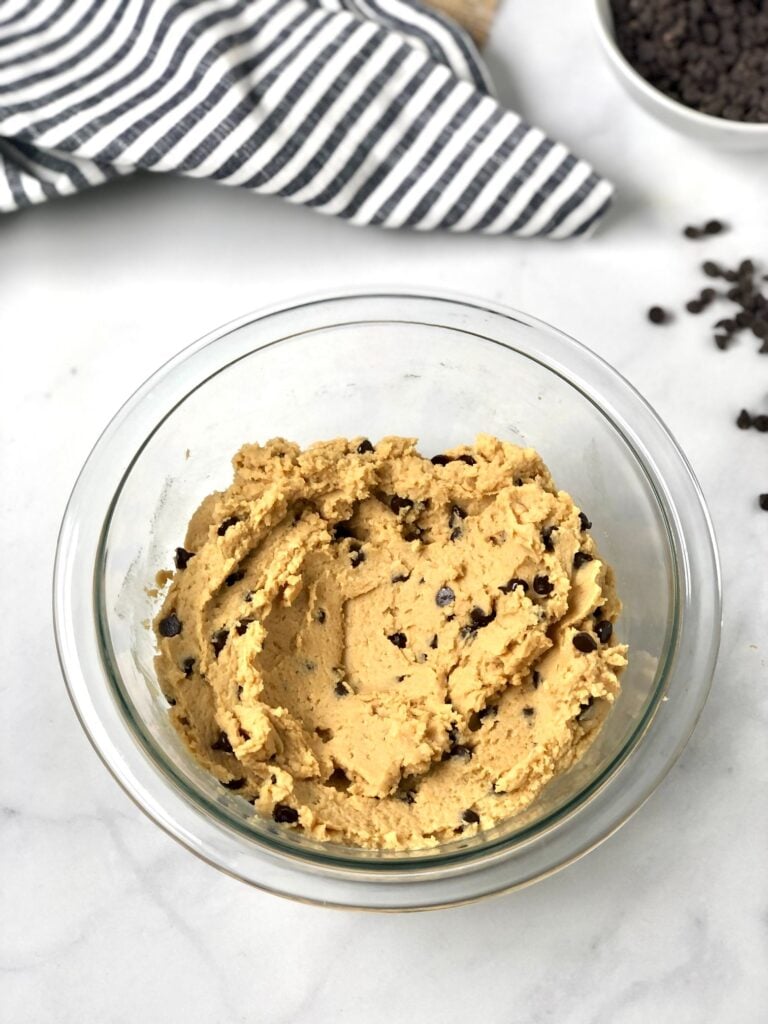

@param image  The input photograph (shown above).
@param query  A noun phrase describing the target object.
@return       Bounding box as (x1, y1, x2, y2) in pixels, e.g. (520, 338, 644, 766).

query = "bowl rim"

(591, 0, 768, 136)
(53, 290, 722, 910)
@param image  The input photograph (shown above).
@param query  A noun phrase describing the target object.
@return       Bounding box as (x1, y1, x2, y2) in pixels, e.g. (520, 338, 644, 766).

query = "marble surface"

(2, 0, 767, 1020)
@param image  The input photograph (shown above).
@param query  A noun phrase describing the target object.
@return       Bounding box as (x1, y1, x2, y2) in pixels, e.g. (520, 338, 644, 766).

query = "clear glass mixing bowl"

(54, 292, 720, 910)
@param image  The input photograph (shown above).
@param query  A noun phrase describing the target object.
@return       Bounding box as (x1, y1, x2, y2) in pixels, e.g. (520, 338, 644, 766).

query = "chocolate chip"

(499, 577, 528, 594)
(388, 632, 407, 648)
(754, 415, 768, 432)
(449, 744, 473, 760)
(541, 525, 558, 552)
(225, 570, 245, 587)
(716, 319, 736, 333)
(469, 606, 496, 629)
(315, 608, 326, 624)
(430, 454, 452, 466)
(436, 586, 455, 607)
(158, 613, 182, 638)
(595, 620, 613, 644)
(683, 226, 702, 239)
(429, 634, 438, 649)
(273, 803, 299, 823)
(235, 618, 253, 636)
(211, 731, 233, 753)
(349, 544, 365, 567)
(333, 520, 355, 541)
(532, 575, 554, 596)
(573, 551, 593, 569)
(174, 547, 195, 570)
(760, 494, 768, 511)
(451, 504, 467, 521)
(686, 299, 704, 315)
(462, 809, 480, 825)
(166, 695, 176, 706)
(449, 527, 462, 542)
(714, 334, 730, 351)
(211, 628, 229, 657)
(703, 261, 722, 278)
(391, 572, 411, 583)
(705, 220, 725, 235)
(402, 526, 423, 542)
(532, 670, 541, 688)
(357, 439, 374, 454)
(222, 778, 246, 790)
(578, 511, 592, 531)
(182, 657, 195, 677)
(739, 259, 755, 276)
(648, 306, 669, 324)
(522, 706, 535, 717)
(217, 516, 239, 536)
(390, 494, 414, 514)
(593, 605, 604, 619)
(700, 287, 716, 303)
(737, 409, 752, 429)
(573, 632, 597, 653)
(334, 680, 351, 696)
(456, 454, 476, 465)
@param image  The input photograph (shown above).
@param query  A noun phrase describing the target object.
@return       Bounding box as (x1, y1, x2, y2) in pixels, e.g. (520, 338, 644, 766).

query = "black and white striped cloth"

(0, 0, 614, 237)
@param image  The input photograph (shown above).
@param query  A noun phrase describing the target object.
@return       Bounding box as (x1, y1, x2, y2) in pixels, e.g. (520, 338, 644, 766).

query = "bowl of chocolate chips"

(593, 0, 768, 149)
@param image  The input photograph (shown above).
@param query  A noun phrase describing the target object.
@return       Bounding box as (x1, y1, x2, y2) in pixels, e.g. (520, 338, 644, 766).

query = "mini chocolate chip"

(166, 695, 176, 706)
(449, 744, 473, 760)
(430, 454, 452, 465)
(759, 494, 768, 511)
(735, 311, 753, 329)
(541, 525, 558, 552)
(334, 680, 351, 696)
(429, 634, 438, 649)
(402, 526, 423, 542)
(573, 551, 594, 569)
(702, 261, 722, 278)
(182, 657, 195, 677)
(436, 586, 455, 607)
(573, 632, 597, 653)
(174, 547, 194, 570)
(716, 319, 736, 333)
(456, 454, 476, 466)
(451, 504, 467, 521)
(388, 632, 407, 648)
(211, 628, 229, 657)
(390, 494, 414, 514)
(754, 415, 768, 432)
(159, 613, 182, 638)
(391, 572, 411, 583)
(332, 520, 355, 541)
(532, 575, 554, 596)
(469, 606, 496, 629)
(357, 439, 374, 454)
(686, 300, 704, 314)
(683, 226, 702, 239)
(648, 306, 669, 324)
(235, 618, 253, 636)
(462, 809, 480, 825)
(522, 706, 535, 717)
(273, 803, 299, 824)
(222, 778, 246, 790)
(499, 577, 528, 594)
(578, 511, 592, 531)
(225, 570, 245, 587)
(714, 334, 730, 351)
(595, 620, 613, 644)
(532, 670, 541, 688)
(449, 527, 463, 541)
(349, 544, 365, 567)
(739, 259, 754, 276)
(395, 674, 406, 683)
(468, 712, 482, 731)
(593, 605, 604, 619)
(211, 731, 233, 753)
(704, 220, 725, 235)
(700, 287, 716, 303)
(737, 409, 752, 429)
(315, 608, 326, 624)
(217, 516, 239, 536)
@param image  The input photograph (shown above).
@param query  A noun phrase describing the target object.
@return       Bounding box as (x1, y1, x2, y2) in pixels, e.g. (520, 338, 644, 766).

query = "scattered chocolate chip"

(686, 299, 704, 315)
(225, 570, 245, 587)
(469, 606, 496, 629)
(430, 454, 452, 466)
(740, 259, 755, 276)
(235, 618, 253, 636)
(532, 670, 541, 688)
(402, 526, 423, 542)
(333, 520, 355, 541)
(714, 334, 730, 351)
(449, 744, 473, 760)
(395, 674, 406, 683)
(700, 288, 716, 303)
(211, 731, 233, 753)
(578, 511, 592, 531)
(683, 226, 702, 239)
(388, 632, 407, 648)
(595, 620, 614, 644)
(174, 547, 195, 570)
(334, 680, 351, 696)
(315, 608, 326, 624)
(532, 575, 554, 596)
(514, 477, 524, 486)
(429, 634, 438, 649)
(217, 516, 239, 536)
(449, 527, 463, 542)
(456, 454, 476, 465)
(541, 525, 558, 552)
(522, 706, 535, 717)
(451, 504, 467, 521)
(705, 220, 725, 235)
(716, 319, 736, 332)
(273, 803, 299, 823)
(391, 572, 411, 583)
(181, 657, 195, 677)
(648, 306, 669, 324)
(759, 494, 768, 511)
(462, 809, 480, 825)
(703, 261, 722, 278)
(737, 409, 752, 429)
(158, 613, 182, 638)
(222, 778, 246, 790)
(573, 551, 594, 569)
(166, 695, 176, 706)
(436, 586, 455, 607)
(754, 415, 768, 432)
(349, 544, 365, 567)
(499, 577, 528, 594)
(573, 632, 597, 654)
(211, 628, 229, 657)
(593, 605, 604, 619)
(390, 494, 414, 514)
(357, 439, 374, 454)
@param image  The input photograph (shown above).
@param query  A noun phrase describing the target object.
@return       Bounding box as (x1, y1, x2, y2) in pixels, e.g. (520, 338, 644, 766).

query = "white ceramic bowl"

(592, 0, 768, 151)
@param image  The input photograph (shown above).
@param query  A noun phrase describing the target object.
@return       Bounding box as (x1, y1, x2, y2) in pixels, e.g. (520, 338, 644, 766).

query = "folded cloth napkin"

(0, 0, 613, 237)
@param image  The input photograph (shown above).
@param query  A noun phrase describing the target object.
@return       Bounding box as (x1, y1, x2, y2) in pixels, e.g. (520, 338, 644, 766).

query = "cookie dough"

(154, 435, 627, 850)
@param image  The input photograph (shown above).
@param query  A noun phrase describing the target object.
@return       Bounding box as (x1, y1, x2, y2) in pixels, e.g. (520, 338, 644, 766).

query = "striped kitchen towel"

(0, 0, 614, 237)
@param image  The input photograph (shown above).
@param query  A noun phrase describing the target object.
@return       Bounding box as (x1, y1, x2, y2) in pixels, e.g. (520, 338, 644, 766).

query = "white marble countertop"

(2, 0, 767, 1020)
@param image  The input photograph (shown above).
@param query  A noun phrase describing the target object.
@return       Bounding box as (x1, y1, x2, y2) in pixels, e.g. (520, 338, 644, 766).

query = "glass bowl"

(54, 292, 720, 911)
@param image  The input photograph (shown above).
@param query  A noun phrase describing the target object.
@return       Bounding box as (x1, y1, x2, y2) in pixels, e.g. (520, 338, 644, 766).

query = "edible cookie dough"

(154, 435, 627, 850)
